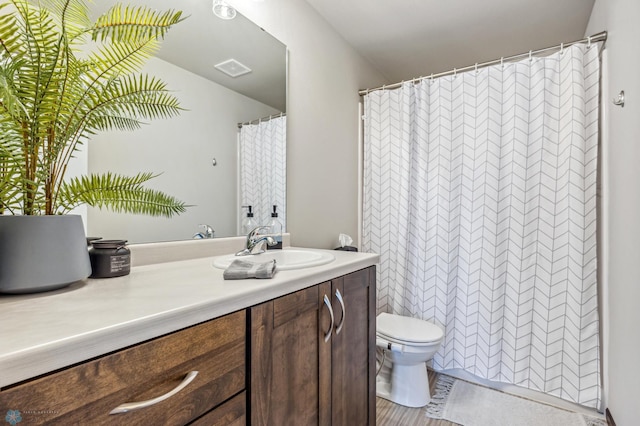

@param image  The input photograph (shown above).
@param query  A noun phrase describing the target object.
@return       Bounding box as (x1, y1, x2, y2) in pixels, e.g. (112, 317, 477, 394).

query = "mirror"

(85, 0, 287, 243)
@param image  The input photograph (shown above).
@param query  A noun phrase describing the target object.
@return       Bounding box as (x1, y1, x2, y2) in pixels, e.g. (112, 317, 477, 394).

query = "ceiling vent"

(214, 59, 252, 78)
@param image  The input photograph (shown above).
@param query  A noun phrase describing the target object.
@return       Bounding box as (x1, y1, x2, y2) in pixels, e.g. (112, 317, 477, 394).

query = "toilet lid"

(376, 313, 444, 344)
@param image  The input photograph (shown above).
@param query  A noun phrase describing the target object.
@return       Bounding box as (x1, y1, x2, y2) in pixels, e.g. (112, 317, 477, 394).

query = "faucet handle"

(248, 225, 270, 238)
(238, 226, 277, 255)
(198, 224, 214, 238)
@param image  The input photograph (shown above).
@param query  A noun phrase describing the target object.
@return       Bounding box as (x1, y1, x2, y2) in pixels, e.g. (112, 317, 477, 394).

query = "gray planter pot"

(0, 215, 91, 294)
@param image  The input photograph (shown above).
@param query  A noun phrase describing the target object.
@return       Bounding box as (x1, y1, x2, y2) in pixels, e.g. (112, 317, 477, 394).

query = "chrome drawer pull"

(109, 371, 199, 415)
(323, 294, 335, 343)
(335, 289, 345, 335)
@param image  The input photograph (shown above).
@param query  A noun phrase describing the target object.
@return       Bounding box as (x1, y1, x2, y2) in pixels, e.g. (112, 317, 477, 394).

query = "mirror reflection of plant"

(0, 0, 188, 216)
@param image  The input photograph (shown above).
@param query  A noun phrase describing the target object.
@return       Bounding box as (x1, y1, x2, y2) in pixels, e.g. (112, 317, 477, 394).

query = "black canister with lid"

(89, 240, 131, 278)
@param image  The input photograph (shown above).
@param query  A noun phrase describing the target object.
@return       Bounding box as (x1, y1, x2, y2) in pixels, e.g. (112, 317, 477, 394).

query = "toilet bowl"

(376, 312, 444, 407)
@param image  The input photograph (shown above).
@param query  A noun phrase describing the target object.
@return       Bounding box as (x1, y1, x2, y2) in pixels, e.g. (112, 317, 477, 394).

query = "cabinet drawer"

(0, 310, 246, 425)
(190, 391, 246, 426)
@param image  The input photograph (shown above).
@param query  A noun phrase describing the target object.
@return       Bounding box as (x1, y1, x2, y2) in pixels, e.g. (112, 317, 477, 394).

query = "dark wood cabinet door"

(250, 266, 376, 426)
(331, 267, 376, 426)
(251, 283, 332, 426)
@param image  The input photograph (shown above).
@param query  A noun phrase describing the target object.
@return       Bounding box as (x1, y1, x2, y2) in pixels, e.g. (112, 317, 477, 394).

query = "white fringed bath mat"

(425, 375, 606, 426)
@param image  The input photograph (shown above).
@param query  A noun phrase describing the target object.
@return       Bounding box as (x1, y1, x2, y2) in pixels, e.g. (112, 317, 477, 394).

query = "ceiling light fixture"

(212, 0, 237, 20)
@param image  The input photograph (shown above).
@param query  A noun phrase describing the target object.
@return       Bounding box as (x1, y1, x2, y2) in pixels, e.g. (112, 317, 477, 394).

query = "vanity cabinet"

(0, 310, 246, 425)
(250, 266, 376, 426)
(0, 262, 377, 426)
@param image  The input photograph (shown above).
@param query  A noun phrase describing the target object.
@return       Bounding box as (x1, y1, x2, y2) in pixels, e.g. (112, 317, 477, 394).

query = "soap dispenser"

(267, 205, 283, 249)
(241, 205, 256, 234)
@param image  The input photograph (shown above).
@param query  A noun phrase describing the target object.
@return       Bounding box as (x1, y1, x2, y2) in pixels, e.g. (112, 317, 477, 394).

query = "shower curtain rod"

(237, 112, 286, 128)
(358, 31, 607, 95)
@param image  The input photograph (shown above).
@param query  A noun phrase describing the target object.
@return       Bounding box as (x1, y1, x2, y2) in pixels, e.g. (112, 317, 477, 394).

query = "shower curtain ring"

(500, 57, 504, 68)
(475, 63, 478, 74)
(529, 50, 532, 62)
(587, 36, 592, 49)
(560, 43, 564, 55)
(453, 68, 457, 78)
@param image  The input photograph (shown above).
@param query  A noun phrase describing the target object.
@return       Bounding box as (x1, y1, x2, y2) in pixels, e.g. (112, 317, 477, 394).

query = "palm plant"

(0, 0, 187, 216)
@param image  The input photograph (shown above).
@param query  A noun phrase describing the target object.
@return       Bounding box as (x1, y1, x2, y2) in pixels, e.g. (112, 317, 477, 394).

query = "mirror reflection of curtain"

(239, 115, 287, 231)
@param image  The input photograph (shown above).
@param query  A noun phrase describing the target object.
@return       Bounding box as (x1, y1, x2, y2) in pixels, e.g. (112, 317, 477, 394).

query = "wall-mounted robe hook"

(613, 90, 625, 107)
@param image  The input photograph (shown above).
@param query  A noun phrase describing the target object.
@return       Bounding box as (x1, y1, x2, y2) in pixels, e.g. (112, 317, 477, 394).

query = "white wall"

(586, 1, 640, 424)
(227, 0, 386, 249)
(87, 56, 278, 243)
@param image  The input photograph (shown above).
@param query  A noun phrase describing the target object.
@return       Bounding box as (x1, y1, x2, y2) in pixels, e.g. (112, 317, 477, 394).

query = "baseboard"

(606, 408, 616, 426)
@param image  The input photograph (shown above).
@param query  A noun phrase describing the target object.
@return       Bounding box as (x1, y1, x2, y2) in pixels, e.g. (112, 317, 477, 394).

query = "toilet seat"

(376, 313, 445, 407)
(377, 312, 443, 345)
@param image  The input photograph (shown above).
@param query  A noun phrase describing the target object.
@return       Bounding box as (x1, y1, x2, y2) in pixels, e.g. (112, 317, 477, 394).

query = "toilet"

(376, 312, 444, 407)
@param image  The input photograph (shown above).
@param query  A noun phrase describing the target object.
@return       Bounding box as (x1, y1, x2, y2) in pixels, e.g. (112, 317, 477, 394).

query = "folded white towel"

(223, 259, 277, 280)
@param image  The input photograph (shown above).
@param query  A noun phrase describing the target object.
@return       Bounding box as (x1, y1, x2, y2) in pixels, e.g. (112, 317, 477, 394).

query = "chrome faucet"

(193, 224, 215, 239)
(236, 226, 276, 256)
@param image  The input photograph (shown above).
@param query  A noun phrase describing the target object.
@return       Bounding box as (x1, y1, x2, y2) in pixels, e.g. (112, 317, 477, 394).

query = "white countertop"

(0, 247, 378, 388)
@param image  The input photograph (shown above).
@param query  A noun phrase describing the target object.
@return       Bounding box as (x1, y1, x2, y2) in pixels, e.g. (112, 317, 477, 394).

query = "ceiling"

(305, 0, 597, 84)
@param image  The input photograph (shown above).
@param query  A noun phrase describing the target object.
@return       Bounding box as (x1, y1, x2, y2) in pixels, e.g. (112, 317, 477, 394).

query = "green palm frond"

(88, 113, 143, 132)
(92, 74, 182, 120)
(0, 60, 28, 118)
(86, 36, 159, 82)
(92, 4, 183, 42)
(0, 0, 187, 216)
(0, 143, 23, 214)
(58, 172, 189, 217)
(0, 3, 22, 60)
(40, 0, 91, 40)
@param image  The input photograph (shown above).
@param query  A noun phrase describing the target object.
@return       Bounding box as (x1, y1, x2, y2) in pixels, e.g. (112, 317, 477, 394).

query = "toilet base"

(376, 359, 431, 407)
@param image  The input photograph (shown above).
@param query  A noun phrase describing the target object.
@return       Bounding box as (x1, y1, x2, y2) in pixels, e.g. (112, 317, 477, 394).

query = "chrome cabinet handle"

(323, 294, 335, 343)
(335, 289, 346, 335)
(109, 371, 199, 415)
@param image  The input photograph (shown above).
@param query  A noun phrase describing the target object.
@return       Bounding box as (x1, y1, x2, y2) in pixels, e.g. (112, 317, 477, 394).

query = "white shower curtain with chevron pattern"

(363, 43, 601, 407)
(239, 116, 287, 230)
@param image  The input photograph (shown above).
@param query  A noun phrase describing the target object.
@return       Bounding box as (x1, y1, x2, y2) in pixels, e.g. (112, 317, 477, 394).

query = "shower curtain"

(239, 115, 287, 230)
(363, 43, 601, 407)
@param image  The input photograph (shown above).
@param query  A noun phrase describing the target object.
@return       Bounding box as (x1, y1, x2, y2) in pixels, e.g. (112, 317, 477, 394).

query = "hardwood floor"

(376, 369, 459, 426)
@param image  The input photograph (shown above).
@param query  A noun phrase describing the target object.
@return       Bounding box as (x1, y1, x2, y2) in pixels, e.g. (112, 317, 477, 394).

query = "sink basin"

(213, 249, 335, 271)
